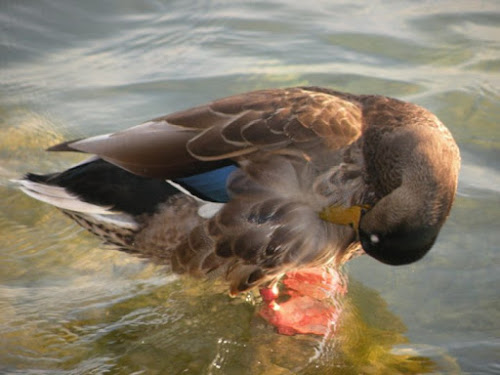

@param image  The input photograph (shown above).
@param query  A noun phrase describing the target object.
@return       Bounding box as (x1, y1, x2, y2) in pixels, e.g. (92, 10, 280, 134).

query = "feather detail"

(174, 165, 238, 202)
(17, 179, 115, 214)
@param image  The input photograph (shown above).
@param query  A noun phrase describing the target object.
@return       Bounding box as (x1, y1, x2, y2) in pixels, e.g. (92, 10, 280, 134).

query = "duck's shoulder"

(299, 87, 439, 130)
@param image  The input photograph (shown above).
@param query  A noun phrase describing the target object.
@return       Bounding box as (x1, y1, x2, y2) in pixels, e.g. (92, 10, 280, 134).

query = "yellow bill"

(319, 204, 371, 231)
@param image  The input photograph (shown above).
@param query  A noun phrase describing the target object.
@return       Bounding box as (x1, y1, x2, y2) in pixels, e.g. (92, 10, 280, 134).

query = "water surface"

(1, 1, 499, 374)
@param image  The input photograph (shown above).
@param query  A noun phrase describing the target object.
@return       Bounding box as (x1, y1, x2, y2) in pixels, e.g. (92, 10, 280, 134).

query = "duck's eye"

(370, 234, 380, 244)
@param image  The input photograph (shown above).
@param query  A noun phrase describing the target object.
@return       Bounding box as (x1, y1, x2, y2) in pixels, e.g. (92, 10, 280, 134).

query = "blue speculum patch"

(174, 165, 238, 202)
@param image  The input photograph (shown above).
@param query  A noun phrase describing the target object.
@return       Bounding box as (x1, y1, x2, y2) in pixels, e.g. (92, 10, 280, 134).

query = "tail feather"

(18, 179, 114, 214)
(16, 158, 184, 249)
(17, 172, 141, 248)
(22, 158, 179, 216)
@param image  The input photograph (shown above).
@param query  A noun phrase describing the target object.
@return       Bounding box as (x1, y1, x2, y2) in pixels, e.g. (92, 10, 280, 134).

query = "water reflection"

(2, 268, 454, 374)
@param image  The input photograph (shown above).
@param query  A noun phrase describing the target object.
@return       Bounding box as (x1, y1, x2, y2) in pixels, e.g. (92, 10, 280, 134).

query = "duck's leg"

(258, 268, 347, 336)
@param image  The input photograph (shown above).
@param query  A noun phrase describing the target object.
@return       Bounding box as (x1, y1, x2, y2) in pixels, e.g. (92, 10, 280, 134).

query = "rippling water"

(1, 1, 499, 374)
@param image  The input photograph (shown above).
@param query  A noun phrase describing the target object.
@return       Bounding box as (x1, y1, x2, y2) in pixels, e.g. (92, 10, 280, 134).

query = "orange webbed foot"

(258, 268, 347, 336)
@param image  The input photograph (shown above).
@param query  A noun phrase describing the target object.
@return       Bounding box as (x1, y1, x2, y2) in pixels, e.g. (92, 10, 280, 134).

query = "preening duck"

(18, 87, 460, 295)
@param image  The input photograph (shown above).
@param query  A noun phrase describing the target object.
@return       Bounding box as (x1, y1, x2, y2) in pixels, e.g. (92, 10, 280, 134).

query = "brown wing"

(53, 87, 363, 178)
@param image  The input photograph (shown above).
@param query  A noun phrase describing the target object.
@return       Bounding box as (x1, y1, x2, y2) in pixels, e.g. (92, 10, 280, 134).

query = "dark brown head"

(358, 113, 460, 266)
(359, 219, 441, 265)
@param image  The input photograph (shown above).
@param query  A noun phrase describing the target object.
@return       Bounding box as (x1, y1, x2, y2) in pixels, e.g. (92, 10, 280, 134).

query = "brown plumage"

(18, 87, 460, 295)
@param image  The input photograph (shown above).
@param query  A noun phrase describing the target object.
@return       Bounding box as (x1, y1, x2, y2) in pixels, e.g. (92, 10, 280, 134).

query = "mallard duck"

(18, 87, 460, 295)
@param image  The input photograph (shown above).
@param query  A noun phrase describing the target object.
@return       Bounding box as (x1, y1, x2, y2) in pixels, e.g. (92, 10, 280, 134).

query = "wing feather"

(49, 87, 362, 180)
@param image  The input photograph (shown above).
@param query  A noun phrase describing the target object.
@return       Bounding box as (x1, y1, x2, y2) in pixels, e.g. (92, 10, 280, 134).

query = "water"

(1, 0, 499, 373)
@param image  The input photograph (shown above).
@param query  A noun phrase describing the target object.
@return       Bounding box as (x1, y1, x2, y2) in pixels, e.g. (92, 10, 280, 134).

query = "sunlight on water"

(1, 0, 499, 374)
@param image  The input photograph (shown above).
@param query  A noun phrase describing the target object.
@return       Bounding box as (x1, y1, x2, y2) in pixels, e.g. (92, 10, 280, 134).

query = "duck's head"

(356, 125, 460, 266)
(357, 195, 443, 265)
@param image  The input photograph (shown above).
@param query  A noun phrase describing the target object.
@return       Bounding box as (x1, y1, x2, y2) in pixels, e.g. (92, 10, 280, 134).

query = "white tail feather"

(84, 213, 138, 230)
(17, 179, 139, 231)
(17, 179, 113, 214)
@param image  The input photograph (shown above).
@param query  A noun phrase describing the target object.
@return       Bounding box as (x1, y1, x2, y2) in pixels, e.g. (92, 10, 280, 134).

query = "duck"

(18, 86, 460, 296)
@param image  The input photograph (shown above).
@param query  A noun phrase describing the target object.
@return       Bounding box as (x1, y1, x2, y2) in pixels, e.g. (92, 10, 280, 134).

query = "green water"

(1, 1, 499, 374)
